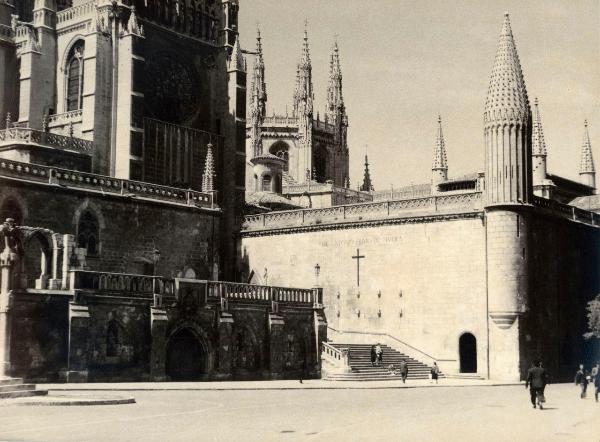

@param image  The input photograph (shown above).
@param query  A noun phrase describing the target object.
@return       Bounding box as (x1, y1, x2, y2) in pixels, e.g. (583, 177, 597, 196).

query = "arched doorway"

(459, 333, 477, 373)
(166, 328, 205, 381)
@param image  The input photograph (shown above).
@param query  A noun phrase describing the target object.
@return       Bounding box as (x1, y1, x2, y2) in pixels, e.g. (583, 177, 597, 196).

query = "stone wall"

(0, 179, 220, 280)
(241, 215, 488, 375)
(9, 285, 322, 382)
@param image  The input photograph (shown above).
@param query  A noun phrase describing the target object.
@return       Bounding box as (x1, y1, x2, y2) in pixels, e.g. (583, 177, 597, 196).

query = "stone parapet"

(0, 158, 216, 209)
(242, 192, 484, 234)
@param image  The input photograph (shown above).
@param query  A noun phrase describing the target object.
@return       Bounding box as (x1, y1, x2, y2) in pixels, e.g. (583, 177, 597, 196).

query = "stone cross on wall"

(352, 248, 365, 287)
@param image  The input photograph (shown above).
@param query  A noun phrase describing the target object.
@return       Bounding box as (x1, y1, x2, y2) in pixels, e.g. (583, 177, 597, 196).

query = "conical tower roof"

(229, 35, 245, 72)
(580, 120, 595, 174)
(202, 143, 216, 192)
(360, 154, 374, 192)
(484, 13, 530, 124)
(432, 115, 448, 170)
(532, 98, 547, 156)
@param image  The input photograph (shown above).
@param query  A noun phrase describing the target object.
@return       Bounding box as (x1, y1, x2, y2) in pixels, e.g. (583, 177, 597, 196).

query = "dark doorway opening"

(166, 328, 205, 381)
(459, 333, 477, 373)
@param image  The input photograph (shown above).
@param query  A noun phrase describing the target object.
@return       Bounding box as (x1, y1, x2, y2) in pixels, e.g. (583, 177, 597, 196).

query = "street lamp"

(314, 263, 320, 287)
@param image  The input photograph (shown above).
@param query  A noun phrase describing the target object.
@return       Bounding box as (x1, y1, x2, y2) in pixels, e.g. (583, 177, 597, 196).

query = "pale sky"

(239, 0, 600, 189)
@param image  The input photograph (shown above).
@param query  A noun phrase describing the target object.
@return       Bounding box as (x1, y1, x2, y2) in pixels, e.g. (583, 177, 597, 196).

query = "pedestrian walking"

(375, 343, 383, 366)
(430, 362, 440, 384)
(370, 345, 377, 367)
(575, 364, 588, 399)
(526, 360, 548, 409)
(399, 359, 408, 384)
(591, 362, 599, 403)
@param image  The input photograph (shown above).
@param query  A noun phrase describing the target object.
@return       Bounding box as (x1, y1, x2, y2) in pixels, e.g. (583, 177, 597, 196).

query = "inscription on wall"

(318, 235, 401, 248)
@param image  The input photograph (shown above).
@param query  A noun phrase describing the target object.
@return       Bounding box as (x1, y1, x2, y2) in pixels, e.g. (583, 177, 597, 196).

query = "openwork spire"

(293, 21, 313, 117)
(432, 115, 448, 171)
(229, 34, 245, 72)
(360, 154, 374, 192)
(580, 120, 595, 174)
(484, 13, 530, 124)
(202, 144, 216, 192)
(250, 28, 267, 156)
(327, 39, 345, 121)
(532, 98, 547, 156)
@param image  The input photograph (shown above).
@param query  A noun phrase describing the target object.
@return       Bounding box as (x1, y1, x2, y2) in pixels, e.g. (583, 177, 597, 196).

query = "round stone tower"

(484, 13, 533, 382)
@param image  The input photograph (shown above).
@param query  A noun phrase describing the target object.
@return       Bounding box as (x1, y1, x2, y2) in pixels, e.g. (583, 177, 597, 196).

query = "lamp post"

(314, 263, 320, 287)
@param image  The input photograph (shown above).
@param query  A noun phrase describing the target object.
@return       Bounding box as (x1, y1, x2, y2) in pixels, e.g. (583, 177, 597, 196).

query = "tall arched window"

(77, 210, 99, 255)
(66, 42, 85, 111)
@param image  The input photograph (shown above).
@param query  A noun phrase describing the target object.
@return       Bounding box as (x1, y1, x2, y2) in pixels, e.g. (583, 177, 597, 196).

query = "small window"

(261, 174, 271, 192)
(77, 210, 99, 256)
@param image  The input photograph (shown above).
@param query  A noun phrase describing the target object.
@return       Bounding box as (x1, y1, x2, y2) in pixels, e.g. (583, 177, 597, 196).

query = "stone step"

(0, 378, 24, 386)
(0, 383, 37, 393)
(0, 389, 48, 399)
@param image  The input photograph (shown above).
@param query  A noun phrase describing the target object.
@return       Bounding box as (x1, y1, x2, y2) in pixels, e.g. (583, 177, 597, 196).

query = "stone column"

(215, 311, 233, 379)
(149, 306, 168, 381)
(0, 246, 15, 378)
(313, 307, 327, 377)
(48, 233, 62, 290)
(66, 301, 90, 382)
(268, 312, 285, 378)
(61, 234, 74, 290)
(34, 249, 49, 289)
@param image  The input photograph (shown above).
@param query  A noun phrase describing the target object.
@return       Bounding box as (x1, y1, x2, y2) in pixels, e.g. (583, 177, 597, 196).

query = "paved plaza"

(0, 383, 597, 441)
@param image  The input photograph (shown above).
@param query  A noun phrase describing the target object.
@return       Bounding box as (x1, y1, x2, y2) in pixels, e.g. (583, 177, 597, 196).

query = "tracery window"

(66, 42, 85, 112)
(77, 210, 99, 256)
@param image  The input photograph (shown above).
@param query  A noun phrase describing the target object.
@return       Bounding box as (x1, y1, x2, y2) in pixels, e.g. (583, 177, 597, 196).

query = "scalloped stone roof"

(532, 98, 547, 156)
(484, 13, 530, 124)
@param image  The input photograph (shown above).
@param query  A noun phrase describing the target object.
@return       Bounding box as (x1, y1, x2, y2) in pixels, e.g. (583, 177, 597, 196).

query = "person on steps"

(370, 345, 377, 367)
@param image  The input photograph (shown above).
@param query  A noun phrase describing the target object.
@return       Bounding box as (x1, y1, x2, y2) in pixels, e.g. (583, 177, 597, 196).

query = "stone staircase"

(323, 343, 444, 381)
(0, 378, 47, 399)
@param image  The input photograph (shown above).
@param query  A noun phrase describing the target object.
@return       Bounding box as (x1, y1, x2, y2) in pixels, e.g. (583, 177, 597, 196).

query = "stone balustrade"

(0, 158, 215, 208)
(283, 182, 372, 200)
(70, 271, 321, 306)
(321, 341, 351, 372)
(532, 196, 600, 225)
(207, 281, 322, 305)
(262, 116, 299, 126)
(243, 192, 483, 232)
(0, 127, 93, 154)
(56, 0, 95, 25)
(48, 110, 83, 127)
(70, 270, 175, 296)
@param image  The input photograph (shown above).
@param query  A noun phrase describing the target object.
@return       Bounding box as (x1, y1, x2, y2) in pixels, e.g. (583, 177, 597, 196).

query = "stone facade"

(0, 0, 327, 383)
(240, 13, 600, 382)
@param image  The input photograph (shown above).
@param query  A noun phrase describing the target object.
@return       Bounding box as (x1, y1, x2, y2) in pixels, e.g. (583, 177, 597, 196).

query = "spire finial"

(532, 97, 547, 156)
(433, 115, 448, 172)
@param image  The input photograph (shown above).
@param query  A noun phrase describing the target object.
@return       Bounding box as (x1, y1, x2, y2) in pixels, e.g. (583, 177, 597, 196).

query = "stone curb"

(0, 396, 136, 406)
(41, 382, 524, 392)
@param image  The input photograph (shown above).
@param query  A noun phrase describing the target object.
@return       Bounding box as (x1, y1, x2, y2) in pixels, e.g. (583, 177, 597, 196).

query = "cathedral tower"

(531, 98, 548, 186)
(579, 120, 596, 189)
(432, 115, 448, 192)
(485, 13, 532, 382)
(483, 13, 532, 205)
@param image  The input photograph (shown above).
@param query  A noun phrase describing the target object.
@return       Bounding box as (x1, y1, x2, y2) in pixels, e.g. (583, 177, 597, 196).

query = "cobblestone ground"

(0, 383, 596, 441)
